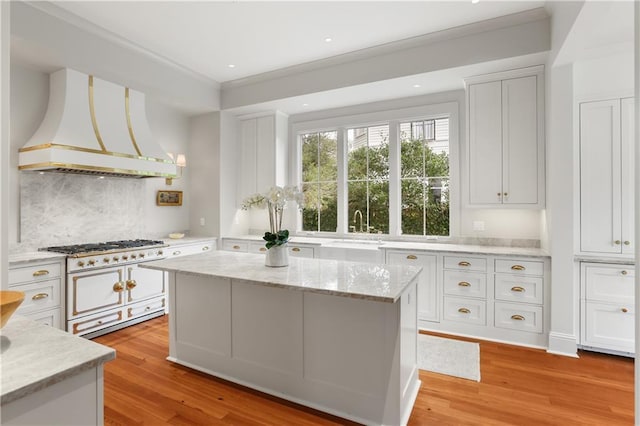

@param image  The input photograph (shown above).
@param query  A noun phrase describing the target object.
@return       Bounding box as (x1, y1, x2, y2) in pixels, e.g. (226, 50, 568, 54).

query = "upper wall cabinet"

(465, 66, 545, 208)
(579, 97, 635, 255)
(238, 112, 288, 199)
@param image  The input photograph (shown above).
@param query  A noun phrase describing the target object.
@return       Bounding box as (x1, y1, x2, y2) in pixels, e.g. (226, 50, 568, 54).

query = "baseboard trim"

(547, 332, 578, 358)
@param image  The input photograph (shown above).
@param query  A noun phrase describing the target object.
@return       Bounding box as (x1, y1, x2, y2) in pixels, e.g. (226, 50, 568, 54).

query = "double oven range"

(42, 239, 168, 338)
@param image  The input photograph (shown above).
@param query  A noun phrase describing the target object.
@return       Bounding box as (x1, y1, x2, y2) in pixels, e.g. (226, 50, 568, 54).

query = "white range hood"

(19, 68, 177, 178)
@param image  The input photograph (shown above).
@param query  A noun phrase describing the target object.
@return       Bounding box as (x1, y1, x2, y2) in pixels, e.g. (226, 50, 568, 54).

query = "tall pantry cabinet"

(578, 97, 635, 355)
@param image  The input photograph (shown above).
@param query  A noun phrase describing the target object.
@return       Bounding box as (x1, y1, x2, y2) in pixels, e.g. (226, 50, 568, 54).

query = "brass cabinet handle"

(233, 245, 240, 249)
(458, 308, 471, 314)
(32, 270, 50, 277)
(511, 314, 525, 321)
(202, 246, 209, 251)
(292, 247, 301, 252)
(621, 308, 629, 313)
(259, 247, 266, 252)
(407, 255, 417, 260)
(511, 286, 526, 292)
(458, 261, 471, 267)
(173, 251, 181, 256)
(458, 281, 471, 287)
(126, 279, 137, 290)
(503, 192, 508, 197)
(97, 320, 103, 325)
(113, 282, 124, 292)
(145, 306, 151, 311)
(622, 270, 628, 275)
(32, 293, 49, 300)
(511, 265, 525, 271)
(497, 192, 501, 197)
(614, 240, 621, 245)
(624, 241, 631, 246)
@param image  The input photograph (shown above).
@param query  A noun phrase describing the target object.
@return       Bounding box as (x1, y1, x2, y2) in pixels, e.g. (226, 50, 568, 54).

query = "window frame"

(290, 102, 459, 240)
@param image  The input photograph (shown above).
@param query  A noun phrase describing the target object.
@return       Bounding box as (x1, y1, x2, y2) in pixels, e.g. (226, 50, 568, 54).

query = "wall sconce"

(166, 153, 186, 185)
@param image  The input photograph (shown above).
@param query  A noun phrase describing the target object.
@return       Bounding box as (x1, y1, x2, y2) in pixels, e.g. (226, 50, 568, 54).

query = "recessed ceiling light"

(413, 84, 421, 88)
(471, 0, 480, 4)
(302, 103, 309, 107)
(228, 64, 236, 68)
(324, 37, 332, 43)
(38, 172, 44, 175)
(98, 176, 105, 179)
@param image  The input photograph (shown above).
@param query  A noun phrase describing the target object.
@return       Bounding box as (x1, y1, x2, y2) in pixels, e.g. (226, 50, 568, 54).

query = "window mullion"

(336, 127, 347, 236)
(388, 120, 400, 237)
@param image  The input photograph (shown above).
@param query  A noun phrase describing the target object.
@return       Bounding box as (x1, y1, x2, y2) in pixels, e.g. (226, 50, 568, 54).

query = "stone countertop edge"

(0, 316, 116, 405)
(161, 236, 217, 246)
(8, 251, 67, 266)
(574, 255, 635, 265)
(141, 251, 422, 304)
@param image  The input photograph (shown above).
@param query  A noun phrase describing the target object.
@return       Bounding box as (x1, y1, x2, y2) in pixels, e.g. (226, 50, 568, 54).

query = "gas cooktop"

(42, 239, 166, 255)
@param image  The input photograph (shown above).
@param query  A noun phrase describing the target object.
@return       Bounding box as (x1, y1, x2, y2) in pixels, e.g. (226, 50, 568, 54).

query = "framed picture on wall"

(156, 190, 183, 206)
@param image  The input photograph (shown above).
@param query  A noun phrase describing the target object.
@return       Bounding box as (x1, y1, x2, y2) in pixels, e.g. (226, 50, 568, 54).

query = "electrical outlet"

(472, 221, 485, 231)
(200, 217, 205, 226)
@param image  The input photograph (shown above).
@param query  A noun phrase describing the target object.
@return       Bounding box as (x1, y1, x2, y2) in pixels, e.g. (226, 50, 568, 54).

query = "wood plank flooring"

(94, 315, 634, 425)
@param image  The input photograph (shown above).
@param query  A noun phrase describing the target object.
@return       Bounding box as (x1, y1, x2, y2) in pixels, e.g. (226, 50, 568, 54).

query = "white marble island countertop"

(142, 250, 421, 303)
(0, 315, 115, 405)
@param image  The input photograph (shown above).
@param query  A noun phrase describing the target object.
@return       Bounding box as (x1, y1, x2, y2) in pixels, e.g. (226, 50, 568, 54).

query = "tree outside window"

(301, 131, 338, 232)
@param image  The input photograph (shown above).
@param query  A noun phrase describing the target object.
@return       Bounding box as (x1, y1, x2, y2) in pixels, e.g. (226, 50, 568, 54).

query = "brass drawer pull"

(511, 265, 525, 271)
(511, 314, 525, 321)
(458, 281, 471, 287)
(292, 247, 301, 252)
(511, 286, 525, 292)
(407, 255, 417, 260)
(259, 247, 266, 252)
(624, 241, 631, 245)
(614, 240, 621, 245)
(458, 308, 471, 314)
(233, 245, 240, 250)
(621, 270, 628, 275)
(458, 261, 471, 267)
(173, 251, 181, 256)
(621, 308, 629, 313)
(32, 293, 49, 300)
(32, 270, 50, 277)
(202, 246, 209, 251)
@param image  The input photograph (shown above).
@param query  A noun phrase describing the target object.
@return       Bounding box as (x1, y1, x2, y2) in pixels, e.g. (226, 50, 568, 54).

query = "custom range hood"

(19, 68, 177, 178)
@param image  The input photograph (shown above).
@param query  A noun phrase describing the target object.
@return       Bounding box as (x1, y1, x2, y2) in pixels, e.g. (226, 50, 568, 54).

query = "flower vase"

(265, 244, 289, 267)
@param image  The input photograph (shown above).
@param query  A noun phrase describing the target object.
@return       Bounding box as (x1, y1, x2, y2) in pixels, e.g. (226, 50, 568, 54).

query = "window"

(301, 131, 338, 232)
(294, 102, 456, 239)
(400, 118, 450, 236)
(347, 125, 389, 234)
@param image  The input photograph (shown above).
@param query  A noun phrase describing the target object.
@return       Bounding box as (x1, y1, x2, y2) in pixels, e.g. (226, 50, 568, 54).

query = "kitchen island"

(142, 250, 422, 426)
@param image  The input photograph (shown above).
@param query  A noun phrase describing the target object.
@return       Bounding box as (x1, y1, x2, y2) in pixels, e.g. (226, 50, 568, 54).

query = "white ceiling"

(53, 0, 545, 84)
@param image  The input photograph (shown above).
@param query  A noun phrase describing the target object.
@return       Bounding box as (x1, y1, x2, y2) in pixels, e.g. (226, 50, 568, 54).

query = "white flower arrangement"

(241, 185, 304, 248)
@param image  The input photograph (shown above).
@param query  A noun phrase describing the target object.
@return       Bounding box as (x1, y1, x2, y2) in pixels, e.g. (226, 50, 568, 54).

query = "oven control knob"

(131, 254, 137, 259)
(122, 255, 129, 260)
(103, 257, 110, 263)
(88, 259, 96, 266)
(77, 260, 85, 267)
(113, 256, 119, 262)
(139, 253, 145, 258)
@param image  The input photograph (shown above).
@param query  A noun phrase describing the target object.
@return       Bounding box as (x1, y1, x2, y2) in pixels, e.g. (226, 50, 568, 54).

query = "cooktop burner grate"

(42, 239, 165, 255)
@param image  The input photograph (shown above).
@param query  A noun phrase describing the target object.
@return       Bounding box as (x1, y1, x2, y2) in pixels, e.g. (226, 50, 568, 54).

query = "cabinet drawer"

(168, 243, 213, 257)
(495, 275, 543, 304)
(9, 262, 62, 285)
(583, 301, 634, 352)
(248, 242, 268, 254)
(387, 251, 433, 264)
(222, 240, 249, 252)
(443, 271, 486, 298)
(127, 297, 166, 319)
(443, 256, 487, 272)
(494, 302, 543, 333)
(12, 279, 61, 314)
(289, 246, 314, 258)
(495, 259, 544, 276)
(26, 308, 62, 329)
(69, 309, 124, 336)
(443, 296, 486, 325)
(584, 265, 634, 303)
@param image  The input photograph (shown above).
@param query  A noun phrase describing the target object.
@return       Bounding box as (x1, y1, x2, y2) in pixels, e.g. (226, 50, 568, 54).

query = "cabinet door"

(387, 252, 438, 322)
(468, 81, 503, 204)
(239, 119, 258, 197)
(584, 301, 634, 353)
(580, 99, 621, 253)
(502, 76, 538, 204)
(126, 264, 166, 303)
(620, 97, 635, 254)
(256, 115, 275, 194)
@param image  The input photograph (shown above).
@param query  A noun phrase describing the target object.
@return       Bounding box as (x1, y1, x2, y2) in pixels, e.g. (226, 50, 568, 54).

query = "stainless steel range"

(42, 239, 168, 338)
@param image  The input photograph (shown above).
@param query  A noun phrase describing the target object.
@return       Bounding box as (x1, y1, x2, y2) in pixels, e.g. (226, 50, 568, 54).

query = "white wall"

(1, 1, 10, 289)
(9, 64, 194, 249)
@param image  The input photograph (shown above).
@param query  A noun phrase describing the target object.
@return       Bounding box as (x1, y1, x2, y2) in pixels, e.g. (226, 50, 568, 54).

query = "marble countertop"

(161, 236, 217, 246)
(141, 250, 421, 303)
(0, 315, 115, 405)
(8, 251, 66, 266)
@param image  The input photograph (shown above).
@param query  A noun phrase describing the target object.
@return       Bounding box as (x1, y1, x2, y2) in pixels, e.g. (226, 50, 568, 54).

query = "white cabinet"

(579, 97, 635, 254)
(166, 240, 215, 258)
(238, 112, 288, 197)
(386, 251, 438, 322)
(222, 237, 315, 258)
(580, 262, 634, 355)
(8, 259, 65, 329)
(466, 66, 544, 207)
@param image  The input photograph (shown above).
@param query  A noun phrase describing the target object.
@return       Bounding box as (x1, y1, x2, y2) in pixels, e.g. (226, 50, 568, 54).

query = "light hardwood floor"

(94, 315, 633, 425)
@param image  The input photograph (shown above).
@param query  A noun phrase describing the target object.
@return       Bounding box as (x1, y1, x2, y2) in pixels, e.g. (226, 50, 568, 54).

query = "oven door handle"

(126, 279, 137, 290)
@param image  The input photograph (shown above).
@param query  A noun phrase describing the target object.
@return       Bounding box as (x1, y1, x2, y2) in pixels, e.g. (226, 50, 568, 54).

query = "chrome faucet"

(353, 209, 364, 233)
